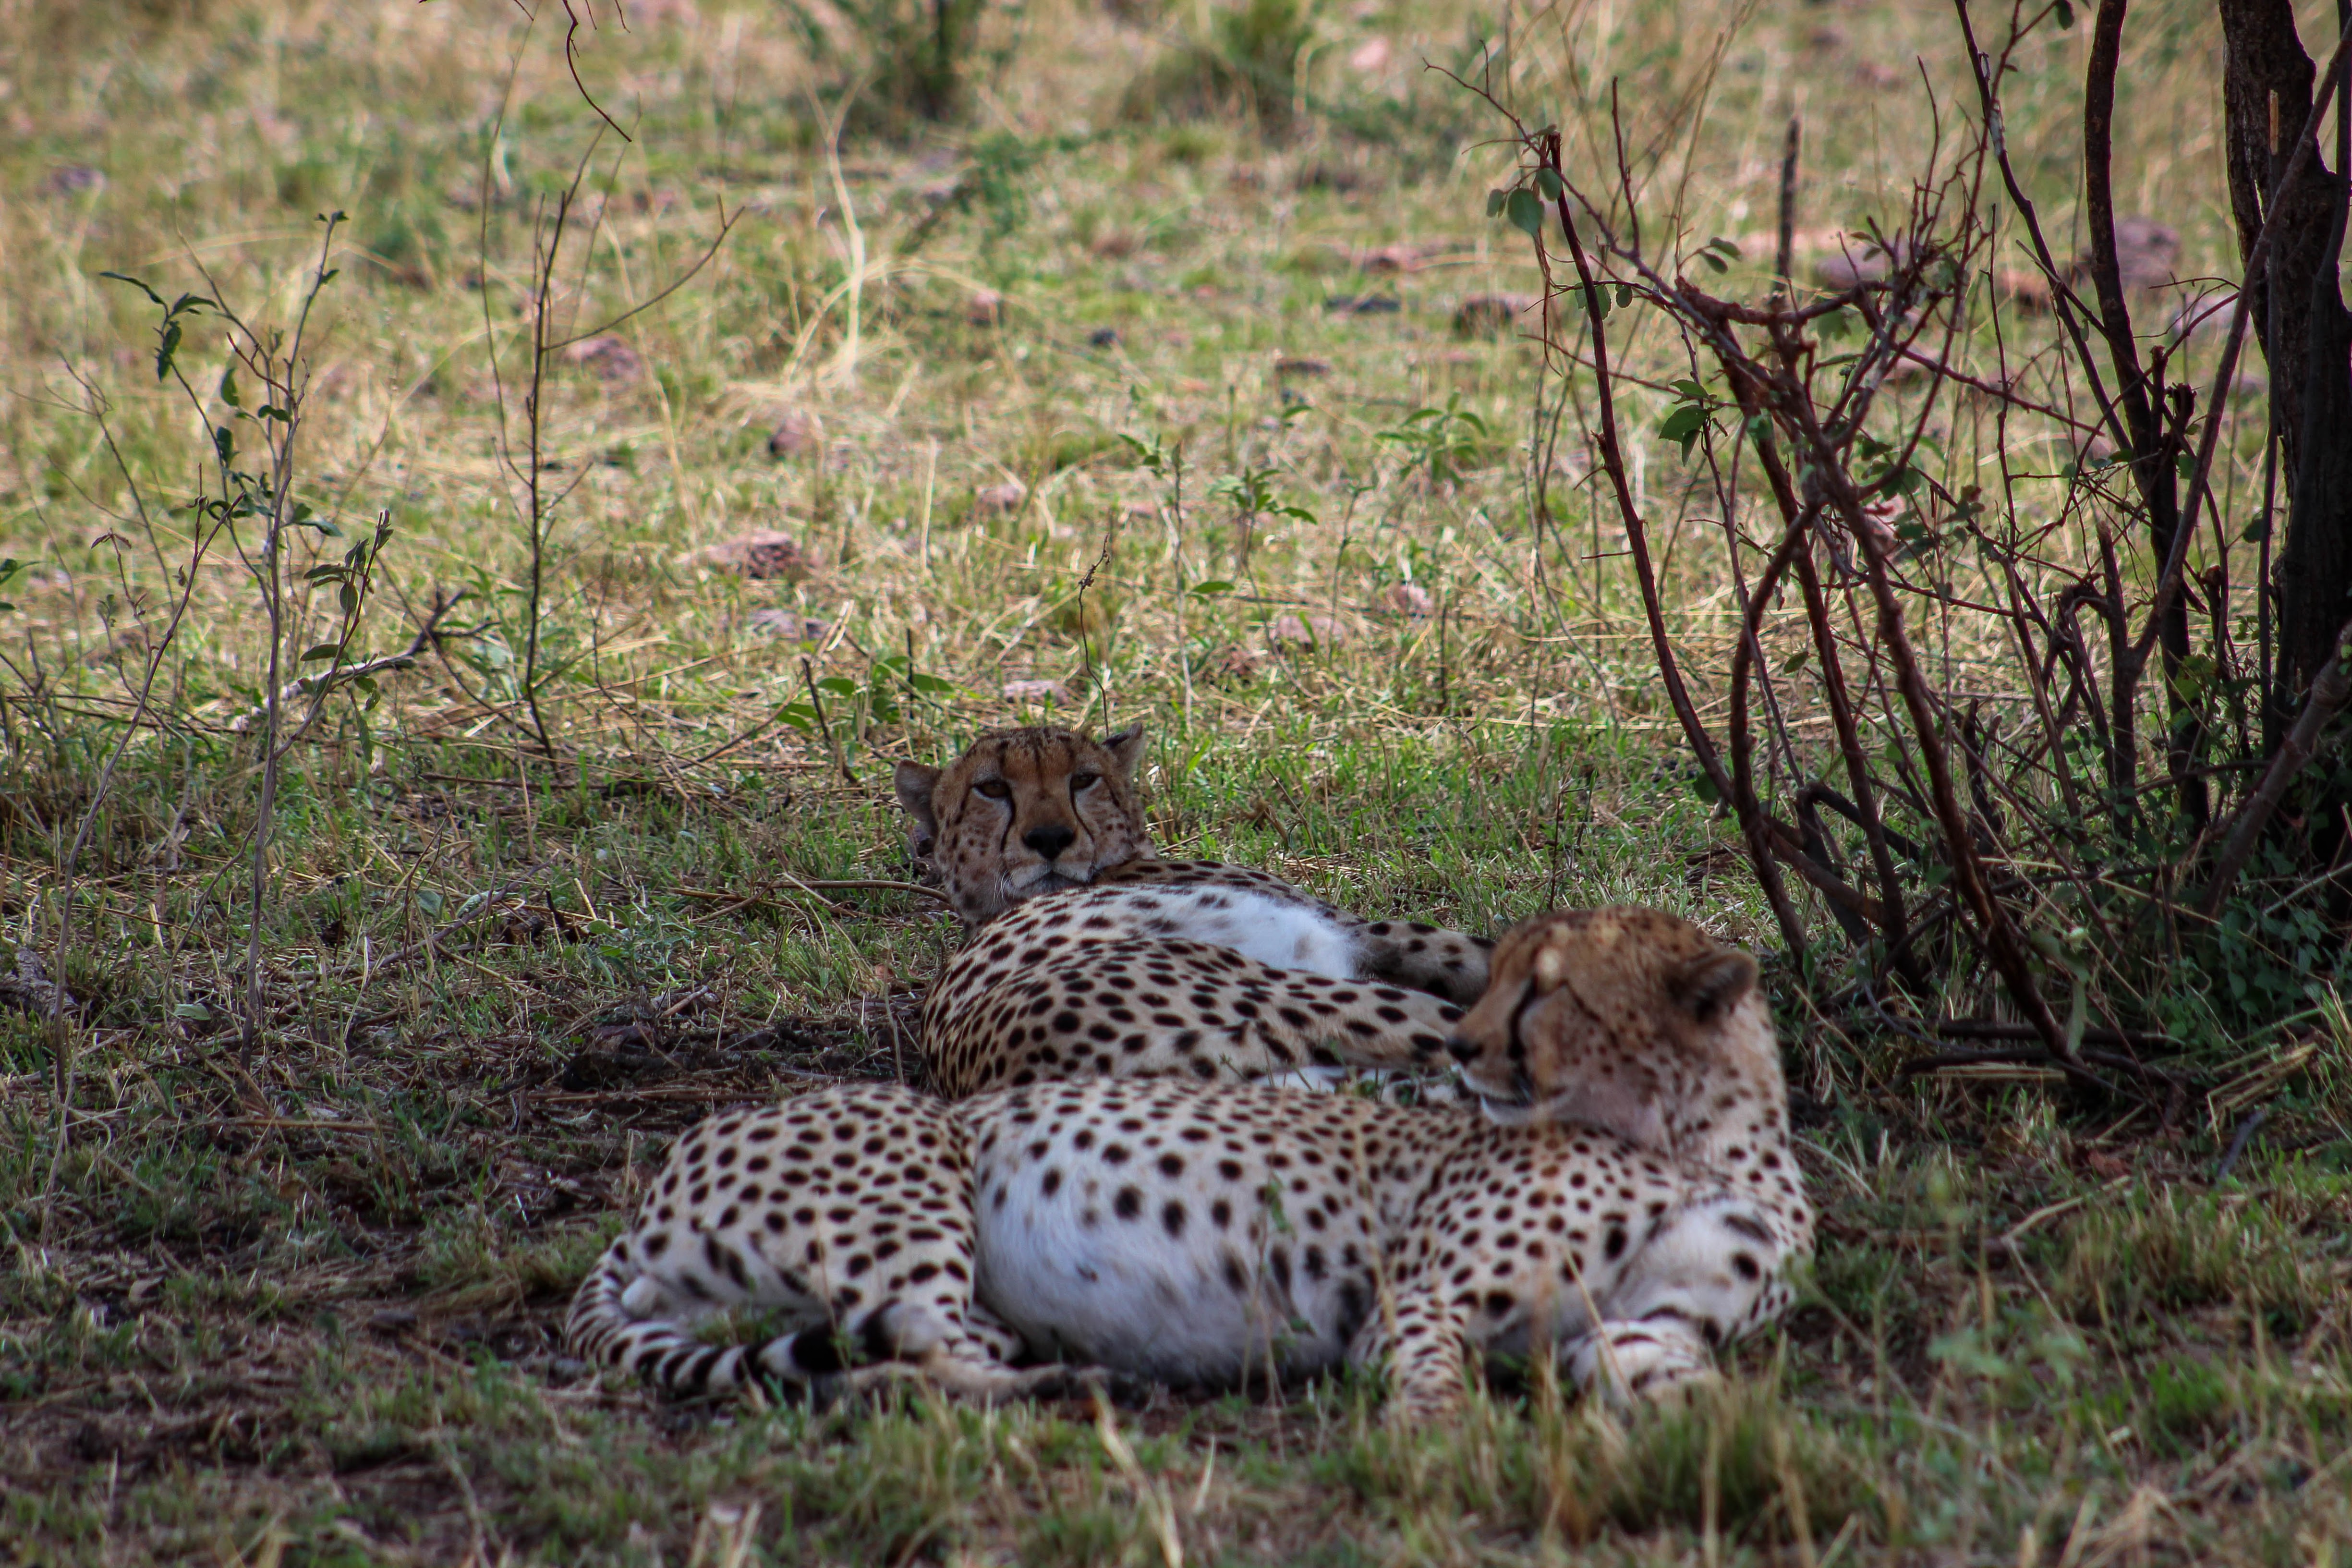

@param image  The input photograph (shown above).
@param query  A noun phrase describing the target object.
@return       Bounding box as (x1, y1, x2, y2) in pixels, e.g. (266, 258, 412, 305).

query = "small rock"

(1325, 294, 1402, 316)
(1356, 242, 1446, 273)
(1002, 679, 1070, 703)
(1088, 327, 1122, 348)
(766, 410, 822, 459)
(1275, 356, 1332, 377)
(1268, 612, 1350, 649)
(1855, 498, 1903, 557)
(975, 481, 1029, 512)
(1348, 36, 1392, 70)
(561, 335, 645, 383)
(1813, 236, 1911, 291)
(2071, 217, 2179, 293)
(698, 530, 813, 582)
(1453, 293, 1537, 337)
(42, 165, 103, 196)
(1297, 163, 1365, 193)
(1994, 267, 2051, 312)
(79, 626, 148, 668)
(1200, 646, 1264, 685)
(1382, 582, 1434, 617)
(745, 608, 831, 642)
(967, 289, 1006, 327)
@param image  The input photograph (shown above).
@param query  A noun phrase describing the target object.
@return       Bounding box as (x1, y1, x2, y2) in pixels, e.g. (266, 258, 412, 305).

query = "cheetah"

(566, 905, 1814, 1419)
(896, 725, 1492, 1094)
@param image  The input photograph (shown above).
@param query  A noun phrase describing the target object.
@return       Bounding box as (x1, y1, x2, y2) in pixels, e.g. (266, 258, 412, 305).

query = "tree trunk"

(2218, 0, 2352, 715)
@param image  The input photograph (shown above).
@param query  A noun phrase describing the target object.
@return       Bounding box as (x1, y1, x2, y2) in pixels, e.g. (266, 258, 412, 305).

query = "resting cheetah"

(896, 725, 1491, 1094)
(567, 906, 1814, 1419)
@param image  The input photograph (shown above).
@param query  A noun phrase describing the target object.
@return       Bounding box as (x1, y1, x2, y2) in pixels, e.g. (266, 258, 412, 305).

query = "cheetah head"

(894, 725, 1153, 928)
(1445, 907, 1781, 1157)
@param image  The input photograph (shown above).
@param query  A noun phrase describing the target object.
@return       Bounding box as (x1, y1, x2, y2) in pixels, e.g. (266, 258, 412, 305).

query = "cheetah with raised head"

(896, 725, 1492, 1094)
(566, 906, 1814, 1418)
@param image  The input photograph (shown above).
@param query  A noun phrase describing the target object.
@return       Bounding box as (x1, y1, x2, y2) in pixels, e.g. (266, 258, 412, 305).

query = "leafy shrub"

(1122, 0, 1317, 134)
(783, 0, 1016, 128)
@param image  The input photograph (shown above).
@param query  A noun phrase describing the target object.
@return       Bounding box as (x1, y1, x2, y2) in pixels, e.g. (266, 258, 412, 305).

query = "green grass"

(2, 0, 2350, 1560)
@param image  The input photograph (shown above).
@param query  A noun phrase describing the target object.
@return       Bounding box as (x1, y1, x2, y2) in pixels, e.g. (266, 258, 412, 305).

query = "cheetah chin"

(566, 905, 1813, 1422)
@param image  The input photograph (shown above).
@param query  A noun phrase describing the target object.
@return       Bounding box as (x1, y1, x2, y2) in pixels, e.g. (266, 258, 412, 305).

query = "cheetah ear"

(1100, 725, 1149, 785)
(893, 759, 943, 842)
(1666, 947, 1757, 1023)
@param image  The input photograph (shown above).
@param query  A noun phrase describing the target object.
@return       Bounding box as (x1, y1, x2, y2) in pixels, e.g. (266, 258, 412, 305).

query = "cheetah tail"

(565, 1235, 870, 1398)
(563, 1235, 755, 1397)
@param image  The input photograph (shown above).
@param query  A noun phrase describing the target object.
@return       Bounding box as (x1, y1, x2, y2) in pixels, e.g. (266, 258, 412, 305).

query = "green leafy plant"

(782, 0, 1018, 128)
(1122, 0, 1317, 133)
(1378, 396, 1491, 486)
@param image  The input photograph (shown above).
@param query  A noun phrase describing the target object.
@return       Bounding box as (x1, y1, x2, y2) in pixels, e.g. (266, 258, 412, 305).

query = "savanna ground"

(2, 0, 2349, 1561)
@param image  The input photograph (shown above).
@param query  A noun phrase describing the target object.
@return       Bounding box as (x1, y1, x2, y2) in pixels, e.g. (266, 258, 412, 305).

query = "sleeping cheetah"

(897, 725, 1492, 1094)
(566, 906, 1814, 1419)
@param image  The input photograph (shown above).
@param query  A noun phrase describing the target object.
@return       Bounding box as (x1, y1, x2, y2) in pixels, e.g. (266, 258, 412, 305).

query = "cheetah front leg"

(1352, 921, 1495, 1005)
(1349, 1289, 1479, 1425)
(1569, 1191, 1804, 1406)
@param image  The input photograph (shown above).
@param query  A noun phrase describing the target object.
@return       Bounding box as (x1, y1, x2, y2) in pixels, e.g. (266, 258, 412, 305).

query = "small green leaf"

(219, 365, 243, 409)
(213, 425, 234, 466)
(172, 1002, 214, 1021)
(1700, 250, 1729, 273)
(158, 320, 183, 382)
(2241, 515, 2271, 543)
(2053, 0, 2075, 27)
(1533, 167, 1564, 201)
(338, 583, 358, 613)
(1485, 189, 1508, 217)
(1614, 283, 1633, 308)
(1505, 188, 1546, 239)
(99, 270, 166, 307)
(909, 672, 956, 693)
(1190, 579, 1237, 597)
(1693, 771, 1721, 803)
(815, 675, 858, 696)
(776, 702, 817, 733)
(302, 644, 342, 662)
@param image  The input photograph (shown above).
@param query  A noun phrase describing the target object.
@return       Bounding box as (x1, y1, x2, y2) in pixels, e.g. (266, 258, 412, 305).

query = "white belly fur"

(1125, 887, 1359, 978)
(970, 1118, 1368, 1383)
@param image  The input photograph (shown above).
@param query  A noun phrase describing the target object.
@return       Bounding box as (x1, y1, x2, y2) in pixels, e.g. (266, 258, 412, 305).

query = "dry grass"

(2, 0, 2350, 1561)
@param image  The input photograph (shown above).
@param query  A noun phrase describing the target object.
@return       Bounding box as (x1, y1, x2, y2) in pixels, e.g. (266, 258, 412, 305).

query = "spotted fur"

(895, 727, 1492, 1094)
(567, 907, 1814, 1419)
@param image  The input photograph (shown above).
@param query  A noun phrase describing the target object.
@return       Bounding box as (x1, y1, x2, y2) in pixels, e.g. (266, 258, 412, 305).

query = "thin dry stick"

(238, 214, 343, 1070)
(41, 418, 231, 1220)
(1530, 126, 1808, 961)
(1837, 480, 2100, 1089)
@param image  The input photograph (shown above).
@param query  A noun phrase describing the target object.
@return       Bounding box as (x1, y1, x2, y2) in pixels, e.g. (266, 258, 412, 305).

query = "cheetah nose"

(1443, 1035, 1480, 1063)
(1024, 824, 1078, 861)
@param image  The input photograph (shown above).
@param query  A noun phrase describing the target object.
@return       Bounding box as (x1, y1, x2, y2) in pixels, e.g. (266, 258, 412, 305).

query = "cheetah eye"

(1070, 772, 1101, 791)
(974, 779, 1012, 801)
